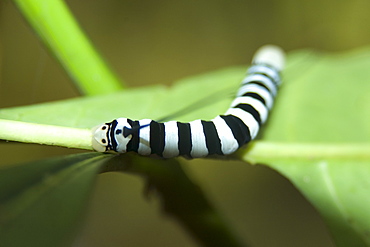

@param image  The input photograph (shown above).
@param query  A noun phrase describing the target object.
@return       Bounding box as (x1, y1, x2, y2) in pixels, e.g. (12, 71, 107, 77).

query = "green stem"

(0, 119, 92, 150)
(12, 0, 124, 95)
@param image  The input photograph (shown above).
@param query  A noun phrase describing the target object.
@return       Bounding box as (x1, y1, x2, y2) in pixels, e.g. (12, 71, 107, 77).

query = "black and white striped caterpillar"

(92, 45, 285, 158)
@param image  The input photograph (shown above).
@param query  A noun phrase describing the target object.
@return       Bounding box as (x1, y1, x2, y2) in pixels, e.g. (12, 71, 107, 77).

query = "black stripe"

(242, 73, 277, 94)
(126, 119, 140, 152)
(233, 103, 262, 126)
(242, 92, 266, 105)
(201, 120, 223, 155)
(150, 121, 165, 156)
(243, 81, 272, 94)
(177, 122, 192, 156)
(249, 64, 280, 85)
(109, 120, 119, 151)
(253, 72, 278, 86)
(220, 115, 251, 146)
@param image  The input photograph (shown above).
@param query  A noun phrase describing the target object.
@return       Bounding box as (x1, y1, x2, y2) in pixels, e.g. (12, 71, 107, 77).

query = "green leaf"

(0, 67, 242, 128)
(240, 47, 370, 246)
(12, 0, 124, 95)
(270, 160, 370, 247)
(0, 152, 113, 247)
(242, 142, 370, 246)
(264, 47, 370, 143)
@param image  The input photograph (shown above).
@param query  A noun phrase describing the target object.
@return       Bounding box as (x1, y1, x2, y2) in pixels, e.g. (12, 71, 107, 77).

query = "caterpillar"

(92, 45, 285, 158)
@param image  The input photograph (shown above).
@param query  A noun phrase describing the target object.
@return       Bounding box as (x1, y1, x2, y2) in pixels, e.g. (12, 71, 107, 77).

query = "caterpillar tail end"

(253, 45, 285, 71)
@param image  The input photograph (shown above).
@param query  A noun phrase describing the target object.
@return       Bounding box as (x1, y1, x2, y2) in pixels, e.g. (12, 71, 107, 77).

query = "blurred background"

(1, 0, 370, 246)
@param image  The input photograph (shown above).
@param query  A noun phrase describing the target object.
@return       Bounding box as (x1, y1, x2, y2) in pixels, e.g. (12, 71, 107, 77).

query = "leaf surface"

(0, 153, 113, 247)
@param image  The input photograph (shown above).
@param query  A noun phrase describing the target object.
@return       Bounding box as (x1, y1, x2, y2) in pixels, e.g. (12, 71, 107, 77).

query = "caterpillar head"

(91, 118, 134, 153)
(91, 123, 111, 152)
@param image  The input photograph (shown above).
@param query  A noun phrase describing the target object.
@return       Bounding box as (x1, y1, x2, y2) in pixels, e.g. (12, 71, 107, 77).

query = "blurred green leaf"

(0, 152, 113, 247)
(100, 154, 247, 247)
(0, 152, 247, 247)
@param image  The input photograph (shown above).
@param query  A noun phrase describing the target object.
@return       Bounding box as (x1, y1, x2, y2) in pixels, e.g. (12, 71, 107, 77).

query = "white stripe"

(137, 119, 152, 156)
(247, 65, 281, 85)
(225, 108, 260, 139)
(236, 84, 274, 109)
(189, 120, 209, 158)
(242, 74, 277, 96)
(212, 116, 239, 155)
(229, 96, 269, 123)
(162, 121, 180, 158)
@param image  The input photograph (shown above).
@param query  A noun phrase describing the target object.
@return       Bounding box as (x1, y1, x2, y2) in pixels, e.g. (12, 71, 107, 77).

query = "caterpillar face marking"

(92, 45, 285, 159)
(91, 123, 111, 152)
(92, 118, 139, 153)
